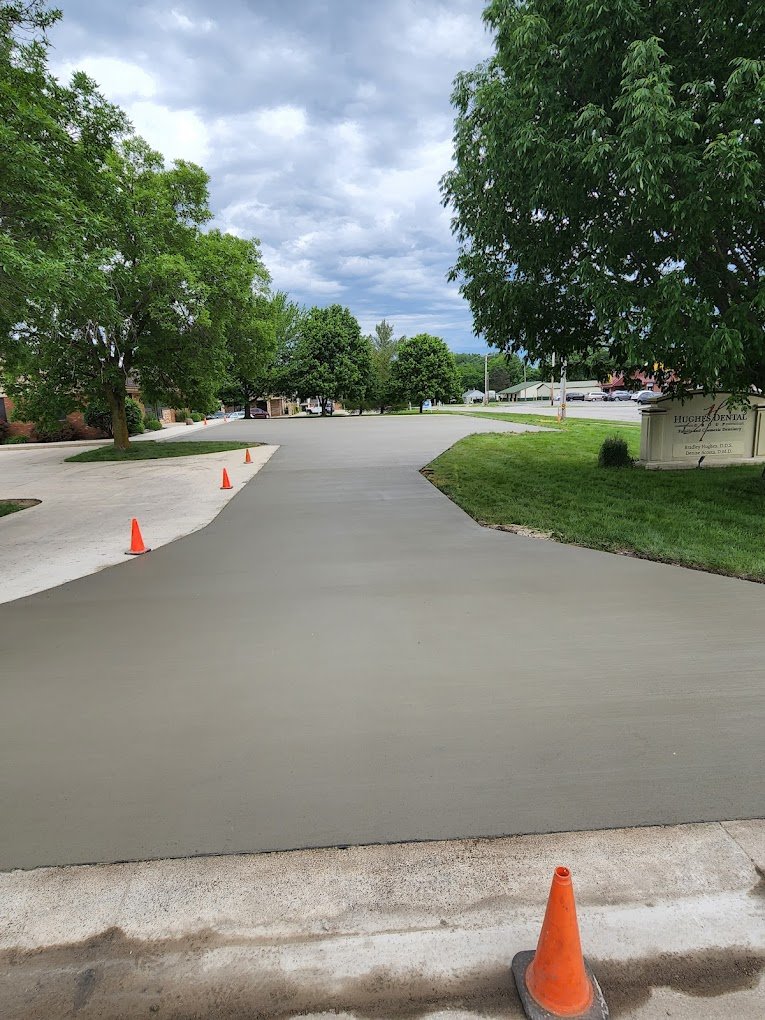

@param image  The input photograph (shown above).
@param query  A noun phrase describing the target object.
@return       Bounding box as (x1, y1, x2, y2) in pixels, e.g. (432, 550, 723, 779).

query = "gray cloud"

(50, 1, 493, 350)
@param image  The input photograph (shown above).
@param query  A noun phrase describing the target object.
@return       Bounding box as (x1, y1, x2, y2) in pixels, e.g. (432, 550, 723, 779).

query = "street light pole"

(484, 353, 489, 406)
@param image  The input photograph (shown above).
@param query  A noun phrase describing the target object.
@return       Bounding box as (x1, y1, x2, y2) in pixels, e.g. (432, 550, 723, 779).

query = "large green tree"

(1, 4, 258, 447)
(291, 304, 367, 414)
(442, 1, 765, 398)
(367, 319, 402, 413)
(213, 234, 275, 418)
(392, 334, 459, 412)
(4, 138, 238, 447)
(0, 1, 126, 335)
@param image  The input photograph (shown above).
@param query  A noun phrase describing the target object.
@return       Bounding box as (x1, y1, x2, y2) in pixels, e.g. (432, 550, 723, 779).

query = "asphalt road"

(1, 414, 763, 869)
(461, 399, 644, 422)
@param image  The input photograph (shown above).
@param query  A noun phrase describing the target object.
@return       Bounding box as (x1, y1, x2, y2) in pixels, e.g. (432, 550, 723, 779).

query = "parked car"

(606, 390, 633, 401)
(565, 391, 586, 401)
(584, 391, 605, 401)
(631, 390, 658, 404)
(226, 410, 245, 420)
(249, 407, 270, 419)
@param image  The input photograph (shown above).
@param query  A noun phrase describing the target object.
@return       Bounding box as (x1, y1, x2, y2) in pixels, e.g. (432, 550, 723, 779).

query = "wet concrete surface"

(1, 415, 764, 869)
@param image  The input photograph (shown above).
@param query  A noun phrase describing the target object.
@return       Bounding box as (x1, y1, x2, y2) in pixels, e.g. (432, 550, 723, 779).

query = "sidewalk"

(2, 820, 762, 1018)
(0, 436, 277, 604)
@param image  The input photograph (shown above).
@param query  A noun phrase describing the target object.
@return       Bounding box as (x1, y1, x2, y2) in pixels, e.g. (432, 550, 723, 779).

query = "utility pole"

(550, 353, 555, 406)
(558, 356, 568, 422)
(484, 353, 489, 405)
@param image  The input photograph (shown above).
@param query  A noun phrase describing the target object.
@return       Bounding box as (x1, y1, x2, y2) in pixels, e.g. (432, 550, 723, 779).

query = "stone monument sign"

(639, 392, 765, 469)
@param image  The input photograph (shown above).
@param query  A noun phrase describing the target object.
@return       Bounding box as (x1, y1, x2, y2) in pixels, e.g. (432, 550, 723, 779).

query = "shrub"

(145, 417, 163, 431)
(190, 411, 202, 422)
(0, 420, 9, 444)
(32, 421, 76, 443)
(85, 397, 145, 436)
(5, 434, 29, 444)
(598, 436, 633, 468)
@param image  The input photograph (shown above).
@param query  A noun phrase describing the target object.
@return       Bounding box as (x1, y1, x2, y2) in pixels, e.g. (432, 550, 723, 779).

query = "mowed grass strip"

(0, 500, 27, 518)
(426, 419, 765, 581)
(66, 441, 256, 463)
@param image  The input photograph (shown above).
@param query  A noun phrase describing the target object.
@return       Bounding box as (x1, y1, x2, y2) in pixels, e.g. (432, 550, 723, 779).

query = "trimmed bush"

(145, 417, 163, 431)
(598, 435, 633, 468)
(190, 411, 203, 422)
(5, 434, 29, 444)
(85, 396, 145, 437)
(32, 421, 76, 443)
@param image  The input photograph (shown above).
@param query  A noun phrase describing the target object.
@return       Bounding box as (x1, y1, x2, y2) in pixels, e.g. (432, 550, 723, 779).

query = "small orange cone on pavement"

(245, 448, 252, 464)
(126, 518, 150, 556)
(221, 467, 233, 490)
(203, 417, 208, 425)
(512, 867, 608, 1018)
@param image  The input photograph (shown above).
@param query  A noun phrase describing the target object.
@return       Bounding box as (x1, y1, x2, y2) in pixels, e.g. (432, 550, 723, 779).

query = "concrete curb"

(1, 820, 763, 1018)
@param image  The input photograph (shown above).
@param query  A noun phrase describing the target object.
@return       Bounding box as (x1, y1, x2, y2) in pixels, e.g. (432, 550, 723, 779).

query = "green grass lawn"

(426, 418, 765, 581)
(66, 441, 256, 463)
(0, 500, 27, 518)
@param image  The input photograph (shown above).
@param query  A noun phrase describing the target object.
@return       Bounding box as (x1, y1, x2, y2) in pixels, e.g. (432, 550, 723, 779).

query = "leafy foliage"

(0, 8, 270, 448)
(443, 1, 765, 397)
(84, 396, 144, 437)
(291, 305, 369, 413)
(392, 334, 459, 411)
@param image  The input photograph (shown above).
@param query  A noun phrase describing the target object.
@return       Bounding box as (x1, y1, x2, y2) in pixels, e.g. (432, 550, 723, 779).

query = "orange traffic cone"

(203, 417, 208, 425)
(244, 448, 252, 464)
(126, 518, 150, 555)
(220, 467, 233, 490)
(512, 867, 608, 1019)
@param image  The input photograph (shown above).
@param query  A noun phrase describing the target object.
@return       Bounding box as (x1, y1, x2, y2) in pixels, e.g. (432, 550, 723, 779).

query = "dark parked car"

(249, 407, 270, 419)
(565, 391, 586, 401)
(609, 390, 634, 401)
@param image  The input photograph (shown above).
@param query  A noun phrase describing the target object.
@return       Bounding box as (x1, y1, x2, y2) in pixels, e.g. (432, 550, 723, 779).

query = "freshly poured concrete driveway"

(1, 415, 763, 869)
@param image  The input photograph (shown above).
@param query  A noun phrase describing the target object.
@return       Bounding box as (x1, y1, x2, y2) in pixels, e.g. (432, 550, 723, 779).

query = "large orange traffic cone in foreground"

(512, 867, 608, 1019)
(220, 467, 233, 490)
(244, 448, 252, 464)
(126, 518, 150, 555)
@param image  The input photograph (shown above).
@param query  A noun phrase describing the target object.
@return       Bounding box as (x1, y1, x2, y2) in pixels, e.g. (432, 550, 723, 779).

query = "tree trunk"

(106, 388, 130, 450)
(419, 400, 424, 413)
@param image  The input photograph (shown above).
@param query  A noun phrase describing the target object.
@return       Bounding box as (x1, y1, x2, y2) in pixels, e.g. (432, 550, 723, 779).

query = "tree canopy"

(392, 334, 459, 411)
(442, 0, 765, 398)
(0, 4, 271, 446)
(291, 304, 368, 414)
(367, 319, 402, 412)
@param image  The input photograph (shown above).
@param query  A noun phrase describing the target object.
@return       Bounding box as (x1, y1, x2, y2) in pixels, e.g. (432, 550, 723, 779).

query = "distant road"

(456, 399, 643, 423)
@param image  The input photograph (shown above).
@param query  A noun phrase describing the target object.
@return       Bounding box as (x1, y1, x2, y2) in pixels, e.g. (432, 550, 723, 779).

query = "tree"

(368, 319, 402, 413)
(442, 1, 765, 398)
(291, 305, 367, 414)
(0, 1, 126, 344)
(212, 233, 275, 418)
(266, 291, 305, 397)
(392, 334, 459, 412)
(4, 138, 240, 448)
(488, 352, 523, 391)
(1, 6, 256, 448)
(454, 353, 485, 392)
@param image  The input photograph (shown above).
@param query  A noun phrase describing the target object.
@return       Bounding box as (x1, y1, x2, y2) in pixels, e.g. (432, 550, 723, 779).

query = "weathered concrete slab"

(1, 822, 763, 1018)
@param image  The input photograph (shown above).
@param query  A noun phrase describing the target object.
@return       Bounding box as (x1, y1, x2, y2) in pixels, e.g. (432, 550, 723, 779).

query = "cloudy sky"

(49, 1, 493, 352)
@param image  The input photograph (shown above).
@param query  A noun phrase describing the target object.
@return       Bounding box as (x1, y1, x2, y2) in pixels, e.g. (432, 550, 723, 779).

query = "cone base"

(512, 951, 609, 1019)
(125, 548, 151, 556)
